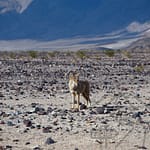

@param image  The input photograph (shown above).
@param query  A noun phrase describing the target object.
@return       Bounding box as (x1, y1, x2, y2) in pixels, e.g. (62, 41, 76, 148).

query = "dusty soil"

(0, 50, 150, 150)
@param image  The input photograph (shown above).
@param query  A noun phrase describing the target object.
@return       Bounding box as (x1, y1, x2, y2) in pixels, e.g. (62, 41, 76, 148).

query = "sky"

(0, 0, 150, 50)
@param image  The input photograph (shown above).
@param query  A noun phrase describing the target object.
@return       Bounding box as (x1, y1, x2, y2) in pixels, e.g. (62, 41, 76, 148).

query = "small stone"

(6, 145, 12, 149)
(33, 146, 41, 150)
(20, 91, 24, 95)
(7, 121, 14, 126)
(23, 119, 32, 127)
(25, 142, 30, 145)
(17, 80, 23, 85)
(31, 125, 35, 129)
(9, 96, 13, 99)
(132, 112, 142, 119)
(101, 121, 107, 124)
(47, 107, 53, 113)
(96, 107, 105, 114)
(89, 110, 96, 114)
(42, 126, 52, 133)
(80, 104, 87, 110)
(37, 86, 43, 92)
(45, 137, 55, 145)
(0, 92, 4, 97)
(34, 107, 47, 115)
(31, 103, 38, 108)
(36, 125, 41, 129)
(136, 93, 140, 97)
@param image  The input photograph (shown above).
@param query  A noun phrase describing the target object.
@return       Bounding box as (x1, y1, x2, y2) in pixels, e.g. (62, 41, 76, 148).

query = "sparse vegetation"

(48, 52, 55, 58)
(134, 65, 144, 72)
(76, 50, 87, 60)
(104, 50, 115, 57)
(65, 51, 72, 57)
(28, 50, 38, 58)
(9, 52, 16, 59)
(123, 51, 132, 58)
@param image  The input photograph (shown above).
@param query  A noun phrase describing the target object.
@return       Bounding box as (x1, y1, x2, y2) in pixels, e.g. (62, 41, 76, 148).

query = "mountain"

(127, 37, 150, 52)
(0, 0, 150, 41)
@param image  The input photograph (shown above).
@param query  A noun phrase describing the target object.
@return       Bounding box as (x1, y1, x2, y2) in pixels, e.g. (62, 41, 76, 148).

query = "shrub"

(28, 50, 38, 58)
(76, 50, 87, 60)
(9, 52, 16, 59)
(123, 51, 132, 58)
(65, 51, 72, 57)
(134, 65, 144, 72)
(104, 50, 115, 57)
(48, 51, 59, 58)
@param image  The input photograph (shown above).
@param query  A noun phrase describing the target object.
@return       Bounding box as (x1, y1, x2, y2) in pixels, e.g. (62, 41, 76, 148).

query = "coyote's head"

(68, 72, 80, 91)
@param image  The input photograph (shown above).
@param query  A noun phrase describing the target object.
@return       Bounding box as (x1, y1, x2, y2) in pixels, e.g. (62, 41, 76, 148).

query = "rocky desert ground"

(0, 50, 150, 150)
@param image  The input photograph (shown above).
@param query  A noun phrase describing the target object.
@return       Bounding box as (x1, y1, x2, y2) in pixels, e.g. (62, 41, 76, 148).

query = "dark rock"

(37, 86, 43, 92)
(89, 110, 96, 114)
(31, 103, 38, 108)
(134, 145, 147, 149)
(9, 96, 13, 99)
(33, 146, 41, 150)
(80, 104, 87, 110)
(0, 92, 4, 97)
(95, 107, 105, 114)
(36, 125, 41, 129)
(45, 137, 55, 145)
(25, 142, 30, 145)
(13, 139, 19, 142)
(17, 80, 23, 85)
(61, 116, 67, 119)
(132, 112, 142, 119)
(34, 107, 47, 115)
(136, 93, 140, 97)
(116, 111, 123, 116)
(23, 119, 32, 127)
(31, 125, 35, 129)
(42, 126, 52, 133)
(101, 121, 107, 124)
(20, 91, 24, 95)
(7, 121, 15, 126)
(23, 128, 29, 133)
(6, 145, 12, 149)
(68, 116, 74, 122)
(47, 107, 53, 113)
(105, 105, 118, 112)
(114, 93, 119, 97)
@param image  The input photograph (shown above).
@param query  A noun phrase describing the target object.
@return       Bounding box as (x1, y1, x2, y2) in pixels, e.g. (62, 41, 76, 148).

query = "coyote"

(68, 71, 91, 110)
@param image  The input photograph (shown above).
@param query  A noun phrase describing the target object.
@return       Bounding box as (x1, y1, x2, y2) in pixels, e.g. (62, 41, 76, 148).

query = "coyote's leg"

(83, 93, 91, 107)
(88, 98, 91, 107)
(77, 94, 80, 110)
(72, 93, 75, 109)
(86, 97, 91, 107)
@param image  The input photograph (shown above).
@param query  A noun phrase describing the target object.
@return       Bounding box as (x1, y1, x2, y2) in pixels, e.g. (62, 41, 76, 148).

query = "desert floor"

(0, 51, 150, 150)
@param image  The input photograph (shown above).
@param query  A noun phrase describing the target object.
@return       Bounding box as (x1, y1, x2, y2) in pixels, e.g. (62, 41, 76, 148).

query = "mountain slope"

(127, 37, 150, 52)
